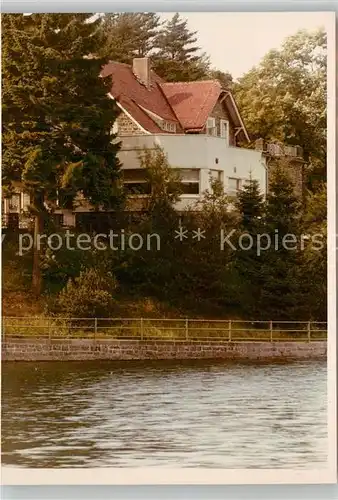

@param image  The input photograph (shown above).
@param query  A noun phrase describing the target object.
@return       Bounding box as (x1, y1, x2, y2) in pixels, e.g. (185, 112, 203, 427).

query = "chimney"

(255, 138, 265, 152)
(133, 57, 151, 88)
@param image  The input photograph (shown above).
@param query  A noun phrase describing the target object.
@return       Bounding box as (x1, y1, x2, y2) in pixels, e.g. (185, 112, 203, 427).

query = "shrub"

(55, 268, 118, 318)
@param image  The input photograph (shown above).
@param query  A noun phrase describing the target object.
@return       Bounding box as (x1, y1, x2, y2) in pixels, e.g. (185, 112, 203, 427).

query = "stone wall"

(117, 111, 146, 136)
(2, 338, 327, 362)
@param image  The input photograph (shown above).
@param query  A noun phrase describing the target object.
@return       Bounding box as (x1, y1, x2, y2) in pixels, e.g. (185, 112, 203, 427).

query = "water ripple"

(1, 359, 327, 468)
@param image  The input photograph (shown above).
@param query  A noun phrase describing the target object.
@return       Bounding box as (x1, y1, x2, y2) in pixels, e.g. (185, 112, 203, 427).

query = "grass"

(2, 250, 327, 342)
(2, 317, 327, 342)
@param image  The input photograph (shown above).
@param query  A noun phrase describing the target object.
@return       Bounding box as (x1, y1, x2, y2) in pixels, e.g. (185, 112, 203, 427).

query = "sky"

(159, 12, 332, 79)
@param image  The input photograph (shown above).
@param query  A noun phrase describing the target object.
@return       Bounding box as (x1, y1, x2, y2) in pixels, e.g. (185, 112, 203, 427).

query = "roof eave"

(222, 91, 250, 143)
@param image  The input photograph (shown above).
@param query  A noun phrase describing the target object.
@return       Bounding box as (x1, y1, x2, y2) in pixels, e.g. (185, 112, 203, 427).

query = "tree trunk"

(32, 193, 45, 296)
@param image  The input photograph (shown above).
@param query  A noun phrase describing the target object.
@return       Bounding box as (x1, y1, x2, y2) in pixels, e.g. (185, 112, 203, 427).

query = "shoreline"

(2, 338, 327, 362)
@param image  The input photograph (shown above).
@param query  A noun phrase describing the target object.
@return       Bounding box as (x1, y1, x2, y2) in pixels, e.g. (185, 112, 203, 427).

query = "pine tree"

(233, 178, 265, 317)
(236, 177, 264, 233)
(2, 14, 123, 294)
(115, 146, 181, 297)
(152, 13, 210, 81)
(175, 180, 238, 313)
(259, 163, 302, 320)
(98, 13, 162, 62)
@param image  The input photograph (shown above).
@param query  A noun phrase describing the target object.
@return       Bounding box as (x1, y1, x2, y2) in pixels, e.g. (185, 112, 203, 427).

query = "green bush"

(55, 268, 118, 318)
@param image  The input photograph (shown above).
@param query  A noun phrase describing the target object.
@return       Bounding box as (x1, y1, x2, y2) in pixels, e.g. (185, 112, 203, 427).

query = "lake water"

(1, 359, 327, 468)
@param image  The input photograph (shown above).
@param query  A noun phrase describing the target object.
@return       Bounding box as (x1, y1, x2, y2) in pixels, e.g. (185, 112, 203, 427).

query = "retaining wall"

(2, 337, 327, 362)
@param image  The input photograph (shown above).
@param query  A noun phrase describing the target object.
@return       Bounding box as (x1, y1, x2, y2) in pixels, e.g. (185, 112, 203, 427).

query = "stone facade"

(2, 338, 326, 362)
(207, 98, 236, 146)
(255, 139, 305, 198)
(117, 112, 147, 136)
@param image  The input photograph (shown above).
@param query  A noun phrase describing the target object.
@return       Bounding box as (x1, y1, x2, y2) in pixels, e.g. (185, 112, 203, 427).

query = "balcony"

(118, 134, 267, 197)
(255, 139, 304, 159)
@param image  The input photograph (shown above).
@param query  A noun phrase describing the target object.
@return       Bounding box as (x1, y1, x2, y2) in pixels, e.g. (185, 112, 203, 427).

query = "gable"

(102, 60, 249, 140)
(207, 98, 236, 145)
(160, 80, 221, 131)
(220, 92, 250, 143)
(102, 61, 182, 133)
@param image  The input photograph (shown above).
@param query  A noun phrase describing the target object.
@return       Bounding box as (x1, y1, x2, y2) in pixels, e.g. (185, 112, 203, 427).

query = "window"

(22, 193, 31, 212)
(8, 194, 20, 210)
(228, 177, 242, 195)
(124, 183, 151, 195)
(220, 119, 229, 145)
(123, 169, 151, 195)
(181, 183, 199, 195)
(175, 169, 200, 195)
(210, 170, 223, 182)
(162, 121, 177, 133)
(206, 117, 217, 136)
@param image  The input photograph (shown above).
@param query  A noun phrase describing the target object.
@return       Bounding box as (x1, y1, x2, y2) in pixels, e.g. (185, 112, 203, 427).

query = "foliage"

(208, 69, 233, 89)
(2, 13, 123, 209)
(233, 28, 327, 188)
(232, 178, 265, 316)
(116, 147, 181, 296)
(175, 180, 238, 312)
(258, 165, 302, 319)
(298, 184, 327, 320)
(2, 18, 327, 321)
(3, 169, 327, 321)
(2, 13, 123, 293)
(152, 13, 210, 81)
(98, 13, 162, 62)
(139, 146, 182, 213)
(55, 268, 118, 318)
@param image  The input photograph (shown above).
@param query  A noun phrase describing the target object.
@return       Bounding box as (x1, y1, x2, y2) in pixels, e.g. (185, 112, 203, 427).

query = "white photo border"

(1, 2, 337, 496)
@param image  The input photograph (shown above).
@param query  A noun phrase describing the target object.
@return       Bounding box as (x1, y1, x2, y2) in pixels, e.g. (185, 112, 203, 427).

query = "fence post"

(140, 318, 144, 341)
(48, 318, 52, 345)
(228, 320, 232, 342)
(270, 321, 273, 342)
(185, 318, 189, 341)
(307, 321, 311, 342)
(94, 318, 97, 342)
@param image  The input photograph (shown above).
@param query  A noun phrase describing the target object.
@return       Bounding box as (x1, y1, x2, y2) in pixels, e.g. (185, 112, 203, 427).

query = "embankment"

(2, 337, 327, 361)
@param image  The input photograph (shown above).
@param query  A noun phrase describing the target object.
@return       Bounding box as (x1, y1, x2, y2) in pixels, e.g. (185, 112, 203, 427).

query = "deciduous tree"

(233, 29, 327, 188)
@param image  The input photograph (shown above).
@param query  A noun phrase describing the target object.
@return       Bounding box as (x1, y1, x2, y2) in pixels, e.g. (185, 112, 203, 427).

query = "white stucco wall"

(3, 135, 267, 222)
(118, 134, 267, 201)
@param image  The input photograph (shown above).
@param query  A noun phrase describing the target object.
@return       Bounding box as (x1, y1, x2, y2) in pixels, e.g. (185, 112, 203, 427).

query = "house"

(100, 57, 266, 214)
(2, 57, 304, 229)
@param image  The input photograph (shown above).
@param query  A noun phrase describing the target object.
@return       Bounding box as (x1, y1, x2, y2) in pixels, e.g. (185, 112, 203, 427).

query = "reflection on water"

(1, 359, 327, 468)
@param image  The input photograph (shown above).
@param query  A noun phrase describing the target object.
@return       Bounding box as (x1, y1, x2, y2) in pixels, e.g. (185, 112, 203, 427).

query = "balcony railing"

(255, 140, 303, 159)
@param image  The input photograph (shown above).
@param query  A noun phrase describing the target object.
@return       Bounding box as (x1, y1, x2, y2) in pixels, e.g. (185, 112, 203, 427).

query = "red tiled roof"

(160, 80, 222, 130)
(101, 62, 240, 135)
(101, 62, 182, 133)
(118, 96, 163, 134)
